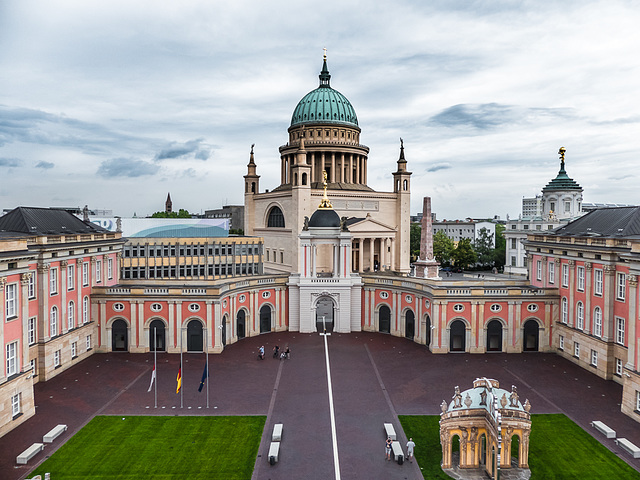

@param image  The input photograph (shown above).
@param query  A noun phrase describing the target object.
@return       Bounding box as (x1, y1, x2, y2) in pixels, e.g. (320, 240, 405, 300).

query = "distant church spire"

(165, 193, 172, 213)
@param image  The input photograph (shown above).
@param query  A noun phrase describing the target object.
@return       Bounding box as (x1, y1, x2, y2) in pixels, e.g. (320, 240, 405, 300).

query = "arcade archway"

(149, 319, 165, 352)
(187, 320, 203, 352)
(523, 319, 540, 351)
(405, 309, 415, 340)
(260, 305, 272, 334)
(486, 320, 503, 352)
(450, 320, 466, 352)
(112, 319, 128, 352)
(379, 305, 391, 334)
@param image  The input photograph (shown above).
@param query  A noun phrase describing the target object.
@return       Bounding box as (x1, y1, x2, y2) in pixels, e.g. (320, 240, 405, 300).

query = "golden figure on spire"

(323, 47, 327, 60)
(318, 170, 333, 209)
(559, 146, 566, 170)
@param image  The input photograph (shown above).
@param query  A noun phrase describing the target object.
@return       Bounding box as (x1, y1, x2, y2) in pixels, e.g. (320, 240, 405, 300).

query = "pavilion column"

(281, 157, 285, 184)
(339, 153, 344, 182)
(348, 154, 353, 183)
(312, 245, 317, 277)
(390, 238, 396, 271)
(363, 157, 367, 184)
(369, 238, 375, 272)
(358, 239, 363, 273)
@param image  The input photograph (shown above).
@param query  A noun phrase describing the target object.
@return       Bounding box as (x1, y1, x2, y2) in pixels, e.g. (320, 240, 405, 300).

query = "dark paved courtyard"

(3, 331, 640, 479)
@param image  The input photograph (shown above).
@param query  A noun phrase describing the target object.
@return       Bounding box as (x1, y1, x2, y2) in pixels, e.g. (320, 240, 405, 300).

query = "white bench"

(591, 420, 616, 439)
(391, 441, 404, 463)
(16, 443, 44, 464)
(616, 438, 640, 459)
(43, 424, 68, 443)
(272, 423, 283, 442)
(384, 423, 396, 441)
(268, 441, 280, 465)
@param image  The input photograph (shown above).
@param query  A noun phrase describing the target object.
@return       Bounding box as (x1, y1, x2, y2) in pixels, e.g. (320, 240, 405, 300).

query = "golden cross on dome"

(323, 47, 327, 60)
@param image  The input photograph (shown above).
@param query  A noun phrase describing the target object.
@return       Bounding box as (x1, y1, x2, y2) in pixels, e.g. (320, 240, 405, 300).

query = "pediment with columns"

(346, 217, 396, 235)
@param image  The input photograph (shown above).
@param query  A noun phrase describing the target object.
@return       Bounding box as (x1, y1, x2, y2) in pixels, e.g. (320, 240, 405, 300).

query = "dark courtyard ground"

(3, 331, 640, 480)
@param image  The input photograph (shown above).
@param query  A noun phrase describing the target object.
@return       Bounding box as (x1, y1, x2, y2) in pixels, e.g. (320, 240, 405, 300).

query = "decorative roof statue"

(318, 170, 333, 209)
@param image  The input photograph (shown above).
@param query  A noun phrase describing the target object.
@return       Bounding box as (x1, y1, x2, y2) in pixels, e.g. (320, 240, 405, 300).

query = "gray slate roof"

(554, 206, 640, 238)
(0, 207, 108, 235)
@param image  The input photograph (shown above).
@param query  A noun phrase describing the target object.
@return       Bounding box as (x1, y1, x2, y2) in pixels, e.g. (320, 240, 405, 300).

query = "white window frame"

(54, 349, 61, 367)
(594, 269, 603, 296)
(536, 260, 542, 281)
(29, 358, 36, 376)
(636, 391, 640, 412)
(67, 264, 75, 291)
(50, 267, 58, 295)
(11, 393, 20, 417)
(68, 300, 75, 329)
(591, 349, 598, 367)
(549, 262, 555, 284)
(561, 297, 568, 324)
(615, 358, 623, 376)
(616, 317, 625, 345)
(86, 334, 92, 351)
(5, 283, 17, 319)
(617, 273, 626, 301)
(83, 296, 89, 324)
(71, 341, 77, 358)
(82, 262, 88, 286)
(559, 335, 564, 350)
(96, 260, 102, 283)
(577, 266, 584, 292)
(562, 264, 569, 287)
(108, 257, 113, 280)
(6, 341, 17, 376)
(576, 302, 584, 330)
(574, 342, 580, 358)
(28, 273, 36, 299)
(28, 317, 37, 345)
(593, 307, 602, 337)
(50, 306, 58, 337)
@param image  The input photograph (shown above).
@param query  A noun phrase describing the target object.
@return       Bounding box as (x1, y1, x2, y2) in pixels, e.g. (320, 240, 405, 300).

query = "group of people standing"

(258, 344, 290, 360)
(385, 436, 415, 463)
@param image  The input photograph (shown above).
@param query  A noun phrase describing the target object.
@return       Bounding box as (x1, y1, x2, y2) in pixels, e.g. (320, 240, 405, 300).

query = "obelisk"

(414, 196, 440, 278)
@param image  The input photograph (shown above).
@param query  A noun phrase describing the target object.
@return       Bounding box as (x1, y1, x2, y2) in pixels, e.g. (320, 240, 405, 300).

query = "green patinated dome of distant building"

(290, 57, 359, 128)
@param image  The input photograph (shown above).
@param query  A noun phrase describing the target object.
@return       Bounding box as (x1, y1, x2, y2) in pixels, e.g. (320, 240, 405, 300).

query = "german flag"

(176, 365, 182, 394)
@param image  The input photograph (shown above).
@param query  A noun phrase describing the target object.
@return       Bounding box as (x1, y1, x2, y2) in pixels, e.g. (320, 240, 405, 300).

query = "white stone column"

(626, 275, 638, 370)
(369, 238, 375, 272)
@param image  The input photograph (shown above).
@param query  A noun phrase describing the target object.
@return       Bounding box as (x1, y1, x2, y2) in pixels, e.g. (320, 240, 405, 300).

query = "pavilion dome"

(290, 58, 359, 128)
(308, 208, 341, 228)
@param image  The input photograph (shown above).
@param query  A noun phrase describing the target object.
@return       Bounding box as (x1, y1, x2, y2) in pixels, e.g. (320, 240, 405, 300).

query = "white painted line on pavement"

(323, 333, 341, 480)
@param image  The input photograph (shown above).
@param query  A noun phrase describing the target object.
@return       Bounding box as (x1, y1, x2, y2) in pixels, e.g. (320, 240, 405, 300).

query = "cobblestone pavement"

(3, 331, 640, 480)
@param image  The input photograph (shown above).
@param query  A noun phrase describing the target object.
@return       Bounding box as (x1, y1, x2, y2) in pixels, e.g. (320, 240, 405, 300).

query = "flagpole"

(206, 327, 209, 409)
(154, 326, 157, 409)
(180, 326, 183, 409)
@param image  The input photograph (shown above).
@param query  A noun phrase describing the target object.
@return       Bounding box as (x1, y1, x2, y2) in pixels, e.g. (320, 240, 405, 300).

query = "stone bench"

(16, 443, 44, 465)
(268, 441, 280, 465)
(272, 423, 283, 442)
(384, 423, 396, 441)
(391, 441, 404, 464)
(616, 438, 640, 459)
(44, 424, 68, 443)
(591, 420, 616, 439)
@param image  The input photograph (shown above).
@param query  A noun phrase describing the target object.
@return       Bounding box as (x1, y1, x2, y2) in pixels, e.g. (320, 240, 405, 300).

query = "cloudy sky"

(1, 0, 639, 220)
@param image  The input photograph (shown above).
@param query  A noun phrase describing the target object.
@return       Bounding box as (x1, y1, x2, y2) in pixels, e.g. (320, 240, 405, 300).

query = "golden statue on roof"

(318, 170, 333, 209)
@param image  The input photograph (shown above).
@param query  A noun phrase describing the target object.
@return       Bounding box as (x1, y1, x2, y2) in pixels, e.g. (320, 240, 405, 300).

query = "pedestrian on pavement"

(284, 345, 290, 359)
(385, 436, 393, 461)
(406, 437, 415, 462)
(258, 345, 265, 360)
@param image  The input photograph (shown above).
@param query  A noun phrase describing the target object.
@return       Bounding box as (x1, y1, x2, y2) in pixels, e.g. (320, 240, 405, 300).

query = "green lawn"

(399, 414, 640, 480)
(31, 415, 265, 480)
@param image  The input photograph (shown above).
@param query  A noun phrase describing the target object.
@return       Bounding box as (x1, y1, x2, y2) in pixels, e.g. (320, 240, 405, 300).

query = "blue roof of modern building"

(290, 57, 359, 129)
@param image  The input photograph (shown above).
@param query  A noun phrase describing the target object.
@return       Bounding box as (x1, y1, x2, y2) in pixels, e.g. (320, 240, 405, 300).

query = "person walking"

(406, 437, 415, 462)
(385, 436, 393, 461)
(258, 345, 265, 360)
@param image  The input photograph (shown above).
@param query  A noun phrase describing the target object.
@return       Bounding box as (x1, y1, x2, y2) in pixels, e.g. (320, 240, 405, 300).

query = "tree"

(150, 209, 191, 218)
(452, 238, 477, 270)
(493, 224, 506, 270)
(433, 230, 455, 265)
(410, 223, 421, 261)
(474, 227, 495, 268)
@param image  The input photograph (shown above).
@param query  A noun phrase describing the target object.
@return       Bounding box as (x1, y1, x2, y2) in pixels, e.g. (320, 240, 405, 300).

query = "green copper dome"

(290, 58, 359, 128)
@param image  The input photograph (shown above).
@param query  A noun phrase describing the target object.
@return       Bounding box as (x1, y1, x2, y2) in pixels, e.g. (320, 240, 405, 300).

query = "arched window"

(50, 306, 58, 337)
(561, 297, 568, 324)
(267, 206, 285, 228)
(302, 172, 307, 185)
(593, 307, 602, 337)
(68, 300, 75, 329)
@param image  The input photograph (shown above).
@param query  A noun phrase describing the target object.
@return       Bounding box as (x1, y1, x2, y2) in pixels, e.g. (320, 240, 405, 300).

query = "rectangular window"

(11, 393, 20, 417)
(5, 283, 17, 319)
(562, 264, 569, 287)
(83, 297, 89, 324)
(549, 262, 555, 284)
(561, 298, 568, 324)
(594, 269, 603, 296)
(50, 267, 58, 295)
(616, 317, 625, 345)
(54, 350, 61, 367)
(576, 303, 584, 330)
(511, 238, 517, 249)
(67, 264, 75, 290)
(96, 260, 102, 283)
(6, 341, 18, 376)
(591, 350, 598, 367)
(28, 317, 37, 345)
(82, 262, 88, 286)
(536, 260, 542, 281)
(574, 342, 580, 358)
(71, 341, 77, 358)
(617, 273, 626, 301)
(28, 273, 36, 299)
(636, 391, 640, 412)
(50, 307, 58, 337)
(108, 257, 113, 280)
(593, 308, 602, 337)
(577, 266, 584, 292)
(68, 301, 75, 329)
(510, 256, 516, 267)
(86, 334, 92, 350)
(615, 358, 623, 376)
(559, 335, 564, 350)
(29, 359, 36, 376)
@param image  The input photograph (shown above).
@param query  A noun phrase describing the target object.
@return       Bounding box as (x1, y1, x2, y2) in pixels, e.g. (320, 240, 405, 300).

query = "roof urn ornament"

(464, 393, 473, 408)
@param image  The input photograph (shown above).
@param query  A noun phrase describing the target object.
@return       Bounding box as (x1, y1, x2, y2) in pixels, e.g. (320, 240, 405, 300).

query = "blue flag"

(198, 363, 208, 392)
